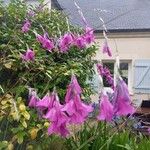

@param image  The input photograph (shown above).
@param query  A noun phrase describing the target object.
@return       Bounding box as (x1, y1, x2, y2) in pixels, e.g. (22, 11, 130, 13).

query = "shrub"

(0, 0, 97, 100)
(0, 0, 97, 148)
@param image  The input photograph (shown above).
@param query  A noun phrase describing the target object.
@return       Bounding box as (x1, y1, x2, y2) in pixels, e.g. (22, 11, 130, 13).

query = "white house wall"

(95, 32, 150, 102)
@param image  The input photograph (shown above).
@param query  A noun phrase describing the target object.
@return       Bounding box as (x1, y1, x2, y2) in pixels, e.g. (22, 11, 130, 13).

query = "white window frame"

(102, 60, 133, 95)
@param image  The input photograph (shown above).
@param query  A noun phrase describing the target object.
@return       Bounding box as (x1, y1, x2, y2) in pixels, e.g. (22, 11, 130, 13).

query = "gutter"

(94, 28, 150, 34)
(94, 28, 150, 38)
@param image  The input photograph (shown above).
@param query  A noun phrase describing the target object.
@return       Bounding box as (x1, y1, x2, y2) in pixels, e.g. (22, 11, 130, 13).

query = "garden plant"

(0, 0, 150, 150)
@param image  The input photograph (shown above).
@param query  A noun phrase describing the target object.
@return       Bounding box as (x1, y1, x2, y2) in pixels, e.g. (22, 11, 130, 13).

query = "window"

(103, 62, 114, 87)
(26, 0, 40, 6)
(103, 61, 130, 87)
(120, 63, 128, 85)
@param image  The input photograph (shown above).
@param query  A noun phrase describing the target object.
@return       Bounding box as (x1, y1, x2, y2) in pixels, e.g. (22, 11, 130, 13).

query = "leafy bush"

(0, 0, 97, 99)
(0, 0, 97, 148)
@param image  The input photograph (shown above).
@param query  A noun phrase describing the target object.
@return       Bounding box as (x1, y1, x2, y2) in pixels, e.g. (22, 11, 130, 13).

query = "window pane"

(120, 63, 128, 70)
(102, 62, 129, 87)
(103, 62, 114, 87)
(120, 63, 128, 85)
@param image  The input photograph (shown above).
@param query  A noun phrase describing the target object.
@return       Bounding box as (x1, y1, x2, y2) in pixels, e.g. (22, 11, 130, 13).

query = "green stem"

(99, 113, 136, 150)
(104, 121, 107, 141)
(41, 80, 51, 95)
(77, 136, 95, 150)
(3, 120, 9, 140)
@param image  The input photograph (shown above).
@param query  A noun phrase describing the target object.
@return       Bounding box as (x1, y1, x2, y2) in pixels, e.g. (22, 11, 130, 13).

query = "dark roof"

(51, 0, 63, 10)
(56, 0, 150, 32)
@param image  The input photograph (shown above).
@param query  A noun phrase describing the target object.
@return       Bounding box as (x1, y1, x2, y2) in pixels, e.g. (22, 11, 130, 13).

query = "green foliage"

(0, 0, 97, 148)
(0, 0, 97, 100)
(64, 121, 150, 150)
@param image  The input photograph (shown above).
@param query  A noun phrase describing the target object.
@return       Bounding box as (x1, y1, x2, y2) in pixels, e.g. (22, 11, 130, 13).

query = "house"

(4, 0, 52, 8)
(54, 0, 150, 103)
